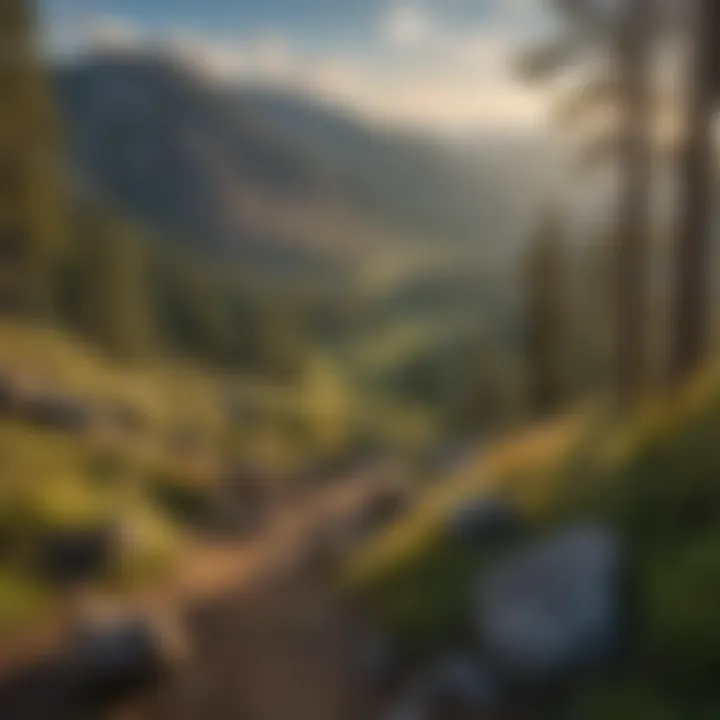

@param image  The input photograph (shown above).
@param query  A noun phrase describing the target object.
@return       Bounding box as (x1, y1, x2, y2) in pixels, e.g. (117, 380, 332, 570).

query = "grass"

(0, 317, 420, 633)
(0, 569, 50, 634)
(343, 371, 720, 712)
(0, 321, 227, 630)
(340, 415, 587, 655)
(0, 420, 183, 630)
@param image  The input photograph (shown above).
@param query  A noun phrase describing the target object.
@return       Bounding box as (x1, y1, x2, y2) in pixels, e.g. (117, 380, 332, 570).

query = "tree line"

(523, 0, 720, 416)
(0, 0, 312, 377)
(4, 0, 720, 431)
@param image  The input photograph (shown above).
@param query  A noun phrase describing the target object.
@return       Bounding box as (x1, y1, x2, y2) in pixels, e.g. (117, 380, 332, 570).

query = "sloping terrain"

(53, 52, 553, 280)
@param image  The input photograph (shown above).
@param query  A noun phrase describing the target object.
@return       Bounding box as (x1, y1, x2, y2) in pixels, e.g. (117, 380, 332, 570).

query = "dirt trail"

(0, 473, 380, 673)
(138, 474, 380, 611)
(151, 561, 371, 720)
(143, 477, 382, 720)
(0, 474, 388, 719)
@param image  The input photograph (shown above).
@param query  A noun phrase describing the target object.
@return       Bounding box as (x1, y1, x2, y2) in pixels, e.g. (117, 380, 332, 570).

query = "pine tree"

(670, 1, 720, 386)
(519, 0, 657, 408)
(524, 207, 565, 417)
(614, 0, 655, 407)
(59, 204, 157, 359)
(0, 0, 65, 315)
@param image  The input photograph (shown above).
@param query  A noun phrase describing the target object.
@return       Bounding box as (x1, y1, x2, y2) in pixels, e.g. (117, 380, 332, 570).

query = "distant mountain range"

(53, 52, 562, 281)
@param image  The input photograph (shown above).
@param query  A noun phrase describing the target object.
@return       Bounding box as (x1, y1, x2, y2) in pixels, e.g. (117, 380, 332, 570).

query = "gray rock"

(476, 525, 623, 684)
(385, 655, 498, 720)
(384, 681, 432, 720)
(428, 655, 499, 711)
(60, 610, 190, 708)
(446, 496, 518, 543)
(22, 391, 94, 432)
(36, 524, 121, 585)
(357, 631, 399, 690)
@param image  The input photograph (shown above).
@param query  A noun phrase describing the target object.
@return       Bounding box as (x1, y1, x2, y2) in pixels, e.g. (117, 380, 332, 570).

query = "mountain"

(53, 52, 556, 282)
(54, 53, 342, 278)
(234, 87, 536, 247)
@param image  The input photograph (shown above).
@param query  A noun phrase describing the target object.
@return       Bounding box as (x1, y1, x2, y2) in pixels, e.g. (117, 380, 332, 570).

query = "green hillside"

(344, 372, 720, 714)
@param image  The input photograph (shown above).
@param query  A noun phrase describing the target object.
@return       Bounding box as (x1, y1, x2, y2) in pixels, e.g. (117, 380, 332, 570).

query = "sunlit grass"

(0, 569, 50, 634)
(343, 414, 586, 591)
(344, 368, 720, 711)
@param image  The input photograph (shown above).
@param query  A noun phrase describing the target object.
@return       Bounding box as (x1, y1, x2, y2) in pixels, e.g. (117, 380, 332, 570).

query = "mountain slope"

(54, 53, 554, 281)
(55, 54, 347, 275)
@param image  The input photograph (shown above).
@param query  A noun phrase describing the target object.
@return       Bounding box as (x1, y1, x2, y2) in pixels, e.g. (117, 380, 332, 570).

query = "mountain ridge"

(53, 51, 557, 281)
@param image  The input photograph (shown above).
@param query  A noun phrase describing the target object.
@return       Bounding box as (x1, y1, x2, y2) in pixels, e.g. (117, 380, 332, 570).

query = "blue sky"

(41, 0, 551, 133)
(43, 0, 500, 43)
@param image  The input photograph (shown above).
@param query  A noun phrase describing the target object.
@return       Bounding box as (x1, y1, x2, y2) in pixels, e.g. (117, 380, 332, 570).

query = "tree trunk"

(615, 0, 654, 409)
(670, 0, 718, 387)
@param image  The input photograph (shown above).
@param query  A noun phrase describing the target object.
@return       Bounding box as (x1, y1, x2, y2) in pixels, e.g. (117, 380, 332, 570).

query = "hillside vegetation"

(55, 54, 548, 277)
(344, 372, 720, 714)
(0, 316, 398, 633)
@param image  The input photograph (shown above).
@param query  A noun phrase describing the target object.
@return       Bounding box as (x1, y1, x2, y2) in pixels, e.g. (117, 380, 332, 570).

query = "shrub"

(642, 533, 720, 693)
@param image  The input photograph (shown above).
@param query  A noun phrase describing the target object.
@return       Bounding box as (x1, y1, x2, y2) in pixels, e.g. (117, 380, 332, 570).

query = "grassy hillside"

(0, 319, 384, 633)
(342, 416, 587, 652)
(343, 371, 720, 714)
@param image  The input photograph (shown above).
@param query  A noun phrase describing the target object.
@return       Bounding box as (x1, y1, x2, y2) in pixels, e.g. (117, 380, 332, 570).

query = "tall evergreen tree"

(525, 207, 565, 417)
(0, 0, 65, 315)
(519, 0, 657, 408)
(59, 204, 157, 359)
(614, 0, 655, 407)
(670, 0, 720, 386)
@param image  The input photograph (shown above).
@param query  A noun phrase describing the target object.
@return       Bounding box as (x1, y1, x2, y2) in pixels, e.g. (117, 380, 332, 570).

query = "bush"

(642, 533, 720, 693)
(354, 538, 490, 656)
(343, 378, 720, 711)
(572, 682, 676, 720)
(107, 509, 179, 590)
(147, 467, 214, 526)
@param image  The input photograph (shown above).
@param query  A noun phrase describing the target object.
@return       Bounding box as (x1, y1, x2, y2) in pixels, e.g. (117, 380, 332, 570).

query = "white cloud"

(46, 15, 143, 58)
(381, 4, 437, 48)
(53, 12, 550, 135)
(161, 32, 294, 82)
(84, 16, 144, 52)
(495, 0, 544, 26)
(294, 49, 545, 133)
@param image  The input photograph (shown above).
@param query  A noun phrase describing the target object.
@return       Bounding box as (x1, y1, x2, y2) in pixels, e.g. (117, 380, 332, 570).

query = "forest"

(2, 0, 720, 718)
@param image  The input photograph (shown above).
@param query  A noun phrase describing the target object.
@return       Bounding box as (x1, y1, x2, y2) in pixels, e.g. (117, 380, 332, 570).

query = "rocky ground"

(150, 561, 371, 720)
(0, 475, 396, 720)
(1, 458, 617, 720)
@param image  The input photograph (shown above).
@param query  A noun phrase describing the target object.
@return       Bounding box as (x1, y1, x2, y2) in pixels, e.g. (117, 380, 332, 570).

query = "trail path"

(0, 470, 390, 719)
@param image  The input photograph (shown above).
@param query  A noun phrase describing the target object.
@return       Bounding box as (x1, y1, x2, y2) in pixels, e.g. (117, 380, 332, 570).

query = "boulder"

(21, 391, 93, 432)
(384, 689, 428, 720)
(426, 655, 499, 714)
(59, 610, 190, 709)
(475, 525, 624, 685)
(446, 496, 518, 543)
(384, 655, 498, 720)
(36, 524, 121, 585)
(356, 630, 402, 691)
